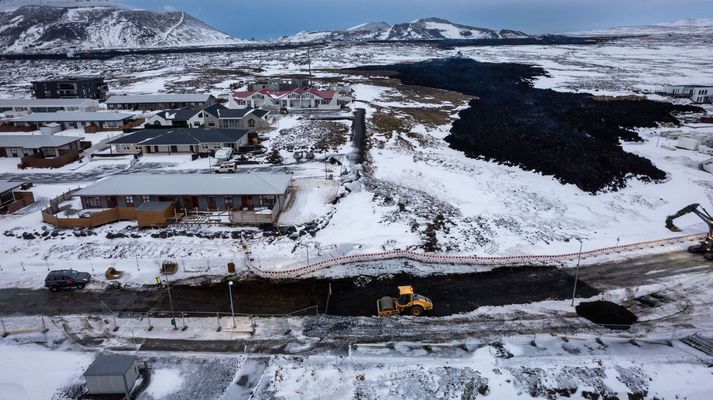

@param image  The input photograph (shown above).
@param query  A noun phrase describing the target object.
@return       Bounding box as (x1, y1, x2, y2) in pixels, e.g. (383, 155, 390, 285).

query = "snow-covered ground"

(0, 344, 92, 400)
(0, 36, 711, 287)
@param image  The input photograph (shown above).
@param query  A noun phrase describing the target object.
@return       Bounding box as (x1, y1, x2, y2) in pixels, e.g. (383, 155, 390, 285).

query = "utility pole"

(164, 273, 176, 329)
(228, 281, 236, 328)
(571, 239, 584, 307)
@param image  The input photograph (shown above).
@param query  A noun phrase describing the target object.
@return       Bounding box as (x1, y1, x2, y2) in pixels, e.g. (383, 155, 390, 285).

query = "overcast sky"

(121, 0, 713, 40)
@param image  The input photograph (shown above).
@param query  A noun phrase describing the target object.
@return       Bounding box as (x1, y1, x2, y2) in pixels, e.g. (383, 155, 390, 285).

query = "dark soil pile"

(356, 59, 701, 193)
(576, 300, 638, 330)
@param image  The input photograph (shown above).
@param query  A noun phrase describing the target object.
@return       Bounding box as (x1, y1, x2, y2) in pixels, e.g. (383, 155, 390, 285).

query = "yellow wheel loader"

(377, 285, 433, 317)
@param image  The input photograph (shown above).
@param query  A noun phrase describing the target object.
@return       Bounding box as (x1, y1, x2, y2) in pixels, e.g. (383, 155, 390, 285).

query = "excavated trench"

(0, 266, 598, 317)
(576, 300, 638, 330)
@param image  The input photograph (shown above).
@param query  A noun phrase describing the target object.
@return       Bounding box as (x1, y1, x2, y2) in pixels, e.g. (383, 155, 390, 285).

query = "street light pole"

(571, 239, 583, 307)
(164, 273, 176, 328)
(228, 281, 236, 328)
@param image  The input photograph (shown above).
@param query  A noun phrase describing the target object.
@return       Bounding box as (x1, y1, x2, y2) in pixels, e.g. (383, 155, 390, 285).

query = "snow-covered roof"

(0, 180, 25, 194)
(0, 98, 98, 107)
(83, 353, 136, 377)
(0, 135, 82, 149)
(105, 94, 214, 104)
(150, 109, 201, 121)
(233, 87, 336, 100)
(76, 173, 292, 196)
(12, 111, 133, 122)
(109, 128, 248, 146)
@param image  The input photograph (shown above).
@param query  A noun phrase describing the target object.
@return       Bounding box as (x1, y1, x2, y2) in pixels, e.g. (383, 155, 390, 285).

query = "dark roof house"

(203, 104, 272, 130)
(109, 128, 249, 154)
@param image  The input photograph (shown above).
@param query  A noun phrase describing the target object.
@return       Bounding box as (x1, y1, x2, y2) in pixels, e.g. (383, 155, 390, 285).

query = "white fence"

(244, 232, 705, 279)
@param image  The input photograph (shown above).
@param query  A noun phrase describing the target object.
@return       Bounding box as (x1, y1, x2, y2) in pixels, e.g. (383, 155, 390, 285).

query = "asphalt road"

(1, 251, 707, 317)
(0, 266, 596, 317)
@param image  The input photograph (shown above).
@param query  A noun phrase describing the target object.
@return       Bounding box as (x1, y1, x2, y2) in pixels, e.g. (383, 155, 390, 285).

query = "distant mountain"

(0, 1, 248, 53)
(569, 18, 713, 37)
(279, 17, 528, 43)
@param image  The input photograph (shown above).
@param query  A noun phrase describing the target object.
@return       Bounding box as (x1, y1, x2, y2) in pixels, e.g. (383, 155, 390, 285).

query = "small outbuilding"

(83, 353, 140, 396)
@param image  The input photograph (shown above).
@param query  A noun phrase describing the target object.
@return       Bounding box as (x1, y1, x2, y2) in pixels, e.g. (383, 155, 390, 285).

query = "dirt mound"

(576, 301, 637, 330)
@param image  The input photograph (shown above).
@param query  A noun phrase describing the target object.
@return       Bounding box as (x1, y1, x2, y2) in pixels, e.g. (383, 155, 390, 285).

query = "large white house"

(0, 98, 99, 117)
(232, 87, 351, 110)
(144, 108, 205, 128)
(662, 85, 713, 104)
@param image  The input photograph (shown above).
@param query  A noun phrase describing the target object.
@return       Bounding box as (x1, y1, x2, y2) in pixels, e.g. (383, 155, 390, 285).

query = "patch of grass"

(371, 109, 413, 135)
(396, 107, 453, 128)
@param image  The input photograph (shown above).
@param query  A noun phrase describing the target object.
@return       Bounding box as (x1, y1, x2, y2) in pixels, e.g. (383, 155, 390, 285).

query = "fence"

(0, 191, 34, 214)
(83, 118, 145, 134)
(244, 232, 706, 279)
(3, 309, 708, 358)
(43, 207, 138, 228)
(20, 149, 80, 169)
(0, 123, 36, 132)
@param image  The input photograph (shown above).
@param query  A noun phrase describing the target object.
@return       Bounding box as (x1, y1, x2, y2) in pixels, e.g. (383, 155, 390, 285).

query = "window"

(141, 195, 150, 203)
(224, 196, 233, 209)
(125, 196, 135, 206)
(248, 119, 255, 128)
(10, 148, 18, 157)
(222, 119, 240, 129)
(258, 195, 276, 209)
(86, 197, 102, 207)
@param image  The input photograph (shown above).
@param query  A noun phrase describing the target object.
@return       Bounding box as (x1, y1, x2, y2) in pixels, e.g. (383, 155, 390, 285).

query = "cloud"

(163, 5, 177, 12)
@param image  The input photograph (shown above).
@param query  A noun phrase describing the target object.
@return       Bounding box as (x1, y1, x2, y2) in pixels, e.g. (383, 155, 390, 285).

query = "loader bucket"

(665, 217, 682, 232)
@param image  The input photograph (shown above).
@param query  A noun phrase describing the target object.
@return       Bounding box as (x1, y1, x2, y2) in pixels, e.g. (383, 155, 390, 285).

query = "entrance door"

(241, 196, 253, 210)
(106, 196, 118, 208)
(170, 145, 178, 153)
(185, 196, 199, 209)
(207, 196, 216, 210)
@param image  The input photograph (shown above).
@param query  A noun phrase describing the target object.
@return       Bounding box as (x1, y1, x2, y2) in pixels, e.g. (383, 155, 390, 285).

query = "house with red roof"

(232, 87, 351, 111)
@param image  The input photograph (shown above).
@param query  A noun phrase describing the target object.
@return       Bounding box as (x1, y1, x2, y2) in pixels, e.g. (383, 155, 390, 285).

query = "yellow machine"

(377, 285, 433, 317)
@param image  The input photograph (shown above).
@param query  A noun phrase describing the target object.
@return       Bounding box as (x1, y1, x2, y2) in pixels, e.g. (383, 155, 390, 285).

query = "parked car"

(45, 269, 91, 292)
(214, 147, 234, 162)
(214, 161, 237, 173)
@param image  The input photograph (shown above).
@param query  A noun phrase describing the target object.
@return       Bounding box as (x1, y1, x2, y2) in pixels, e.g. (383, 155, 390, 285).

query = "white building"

(232, 87, 351, 110)
(0, 98, 99, 117)
(663, 85, 713, 104)
(144, 109, 205, 128)
(11, 111, 133, 130)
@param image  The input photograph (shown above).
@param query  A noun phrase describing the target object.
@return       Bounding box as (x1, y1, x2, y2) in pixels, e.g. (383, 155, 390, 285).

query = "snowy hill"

(386, 18, 528, 40)
(570, 18, 713, 37)
(0, 2, 247, 53)
(279, 17, 528, 43)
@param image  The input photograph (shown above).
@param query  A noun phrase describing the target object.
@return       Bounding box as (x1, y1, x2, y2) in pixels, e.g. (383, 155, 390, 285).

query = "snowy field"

(0, 37, 711, 287)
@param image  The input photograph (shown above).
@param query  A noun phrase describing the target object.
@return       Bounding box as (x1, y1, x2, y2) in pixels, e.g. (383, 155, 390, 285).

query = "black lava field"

(358, 59, 701, 193)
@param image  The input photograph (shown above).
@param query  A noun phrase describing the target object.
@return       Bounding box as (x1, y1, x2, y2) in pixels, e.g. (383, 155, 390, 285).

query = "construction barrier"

(244, 232, 705, 279)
